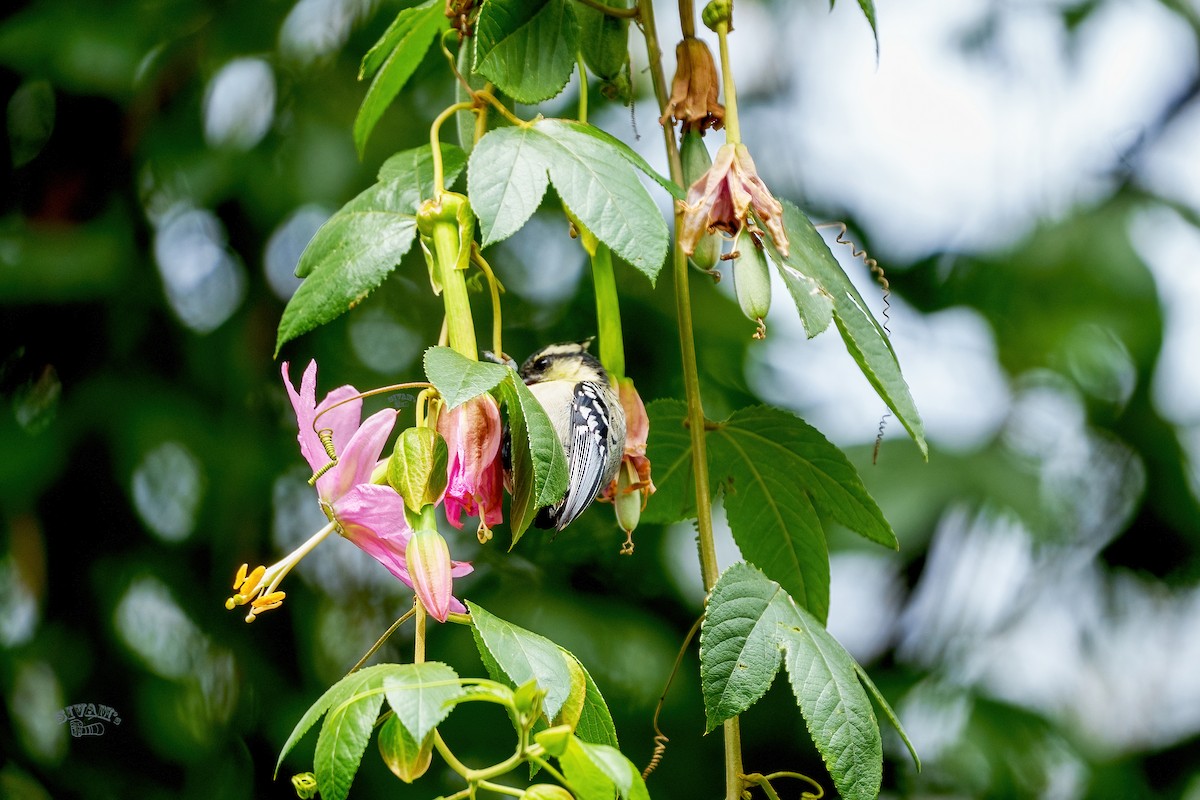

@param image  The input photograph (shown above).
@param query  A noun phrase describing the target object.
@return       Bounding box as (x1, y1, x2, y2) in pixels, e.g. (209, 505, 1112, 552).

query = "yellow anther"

(238, 565, 267, 595)
(225, 597, 237, 610)
(232, 563, 248, 590)
(252, 591, 286, 608)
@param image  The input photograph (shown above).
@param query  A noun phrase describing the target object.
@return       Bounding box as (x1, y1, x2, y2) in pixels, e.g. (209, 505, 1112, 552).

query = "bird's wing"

(551, 381, 612, 530)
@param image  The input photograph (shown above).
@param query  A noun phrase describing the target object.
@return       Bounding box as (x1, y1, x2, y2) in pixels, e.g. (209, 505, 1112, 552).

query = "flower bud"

(388, 426, 449, 512)
(405, 528, 454, 622)
(523, 785, 575, 800)
(378, 716, 433, 783)
(291, 773, 318, 799)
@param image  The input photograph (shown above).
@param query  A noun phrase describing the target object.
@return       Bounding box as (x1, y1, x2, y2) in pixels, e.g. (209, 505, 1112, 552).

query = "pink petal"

(283, 361, 363, 475)
(317, 408, 397, 503)
(336, 484, 414, 588)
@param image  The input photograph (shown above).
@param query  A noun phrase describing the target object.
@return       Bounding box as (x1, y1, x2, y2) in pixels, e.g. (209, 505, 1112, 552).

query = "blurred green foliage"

(3, 1, 1200, 799)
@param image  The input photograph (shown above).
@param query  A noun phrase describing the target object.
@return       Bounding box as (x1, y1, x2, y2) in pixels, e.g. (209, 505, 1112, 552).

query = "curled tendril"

(742, 771, 824, 800)
(308, 428, 339, 485)
(642, 614, 704, 778)
(818, 221, 893, 463)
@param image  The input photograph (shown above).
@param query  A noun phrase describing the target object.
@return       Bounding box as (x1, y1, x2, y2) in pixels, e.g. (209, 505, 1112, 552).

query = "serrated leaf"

(314, 669, 389, 800)
(555, 650, 588, 729)
(467, 126, 550, 246)
(709, 406, 897, 622)
(641, 400, 699, 524)
(780, 600, 881, 800)
(424, 346, 509, 408)
(852, 661, 921, 771)
(468, 601, 574, 721)
(277, 143, 465, 354)
(382, 662, 464, 744)
(468, 120, 670, 281)
(773, 201, 926, 457)
(701, 563, 885, 800)
(475, 0, 579, 103)
(276, 663, 396, 777)
(354, 0, 445, 156)
(699, 562, 791, 731)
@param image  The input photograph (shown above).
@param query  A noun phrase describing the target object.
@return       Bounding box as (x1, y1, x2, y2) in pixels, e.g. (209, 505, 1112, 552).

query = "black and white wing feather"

(549, 381, 612, 530)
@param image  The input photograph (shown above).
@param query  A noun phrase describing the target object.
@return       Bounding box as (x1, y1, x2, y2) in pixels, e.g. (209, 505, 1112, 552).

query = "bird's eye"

(534, 356, 551, 371)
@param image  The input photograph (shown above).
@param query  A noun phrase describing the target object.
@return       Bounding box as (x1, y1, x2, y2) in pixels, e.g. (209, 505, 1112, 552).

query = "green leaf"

(857, 0, 879, 53)
(381, 662, 465, 744)
(641, 400, 698, 524)
(576, 0, 630, 81)
(277, 143, 465, 354)
(276, 663, 395, 777)
(852, 661, 921, 771)
(701, 563, 885, 800)
(780, 598, 881, 800)
(474, 0, 579, 104)
(699, 561, 792, 731)
(570, 654, 620, 750)
(769, 251, 834, 338)
(498, 373, 569, 545)
(314, 668, 389, 800)
(423, 346, 509, 408)
(561, 738, 650, 800)
(710, 406, 897, 621)
(377, 716, 433, 783)
(468, 601, 574, 721)
(354, 0, 446, 157)
(774, 201, 926, 457)
(468, 119, 670, 281)
(642, 402, 895, 621)
(467, 126, 550, 246)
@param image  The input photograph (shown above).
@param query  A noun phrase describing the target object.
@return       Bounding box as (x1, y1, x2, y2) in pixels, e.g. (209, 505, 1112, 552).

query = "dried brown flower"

(659, 37, 725, 134)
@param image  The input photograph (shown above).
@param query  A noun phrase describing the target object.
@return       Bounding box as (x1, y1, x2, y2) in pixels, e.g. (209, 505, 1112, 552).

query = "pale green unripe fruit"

(734, 240, 772, 338)
(680, 130, 722, 273)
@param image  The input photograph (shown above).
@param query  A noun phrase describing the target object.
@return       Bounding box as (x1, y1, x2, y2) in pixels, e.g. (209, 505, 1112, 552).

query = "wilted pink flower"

(438, 394, 505, 541)
(659, 37, 725, 134)
(600, 380, 655, 552)
(226, 361, 471, 621)
(678, 142, 789, 259)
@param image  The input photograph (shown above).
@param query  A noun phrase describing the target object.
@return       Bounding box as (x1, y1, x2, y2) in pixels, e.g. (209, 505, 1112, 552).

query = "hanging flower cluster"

(226, 361, 474, 623)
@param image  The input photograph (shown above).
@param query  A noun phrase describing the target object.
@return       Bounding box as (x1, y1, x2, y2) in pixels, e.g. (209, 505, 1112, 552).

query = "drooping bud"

(523, 784, 575, 800)
(659, 37, 724, 134)
(405, 526, 454, 622)
(388, 426, 449, 513)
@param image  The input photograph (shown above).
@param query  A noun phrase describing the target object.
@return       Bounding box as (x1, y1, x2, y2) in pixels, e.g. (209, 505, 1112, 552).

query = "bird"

(517, 340, 626, 531)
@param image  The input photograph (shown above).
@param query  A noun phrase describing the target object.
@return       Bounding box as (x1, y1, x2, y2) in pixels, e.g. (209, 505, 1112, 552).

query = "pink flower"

(438, 394, 505, 541)
(226, 360, 471, 621)
(405, 529, 455, 622)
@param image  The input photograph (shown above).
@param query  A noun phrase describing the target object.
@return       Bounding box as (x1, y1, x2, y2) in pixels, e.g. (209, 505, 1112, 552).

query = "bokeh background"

(3, 0, 1200, 797)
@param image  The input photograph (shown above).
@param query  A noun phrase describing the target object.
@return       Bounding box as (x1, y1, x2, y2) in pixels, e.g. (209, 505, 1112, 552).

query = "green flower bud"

(524, 785, 575, 800)
(378, 716, 433, 783)
(680, 130, 722, 274)
(533, 724, 574, 757)
(291, 773, 317, 799)
(388, 426, 449, 512)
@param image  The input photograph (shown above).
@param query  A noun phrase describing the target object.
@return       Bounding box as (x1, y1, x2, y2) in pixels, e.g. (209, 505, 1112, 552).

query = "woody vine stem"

(636, 1, 745, 799)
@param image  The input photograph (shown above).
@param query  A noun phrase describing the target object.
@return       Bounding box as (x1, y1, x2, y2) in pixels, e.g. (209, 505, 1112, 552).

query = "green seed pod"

(576, 0, 631, 82)
(734, 239, 772, 338)
(680, 130, 722, 273)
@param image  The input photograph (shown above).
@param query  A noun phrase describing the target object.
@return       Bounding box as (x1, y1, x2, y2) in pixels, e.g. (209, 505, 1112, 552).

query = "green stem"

(637, 2, 743, 799)
(434, 730, 473, 777)
(348, 608, 416, 674)
(471, 248, 504, 357)
(573, 0, 639, 18)
(591, 242, 625, 380)
(577, 53, 589, 124)
(715, 21, 740, 143)
(431, 217, 478, 359)
(414, 597, 427, 663)
(478, 781, 525, 798)
(679, 0, 695, 37)
(430, 101, 474, 193)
